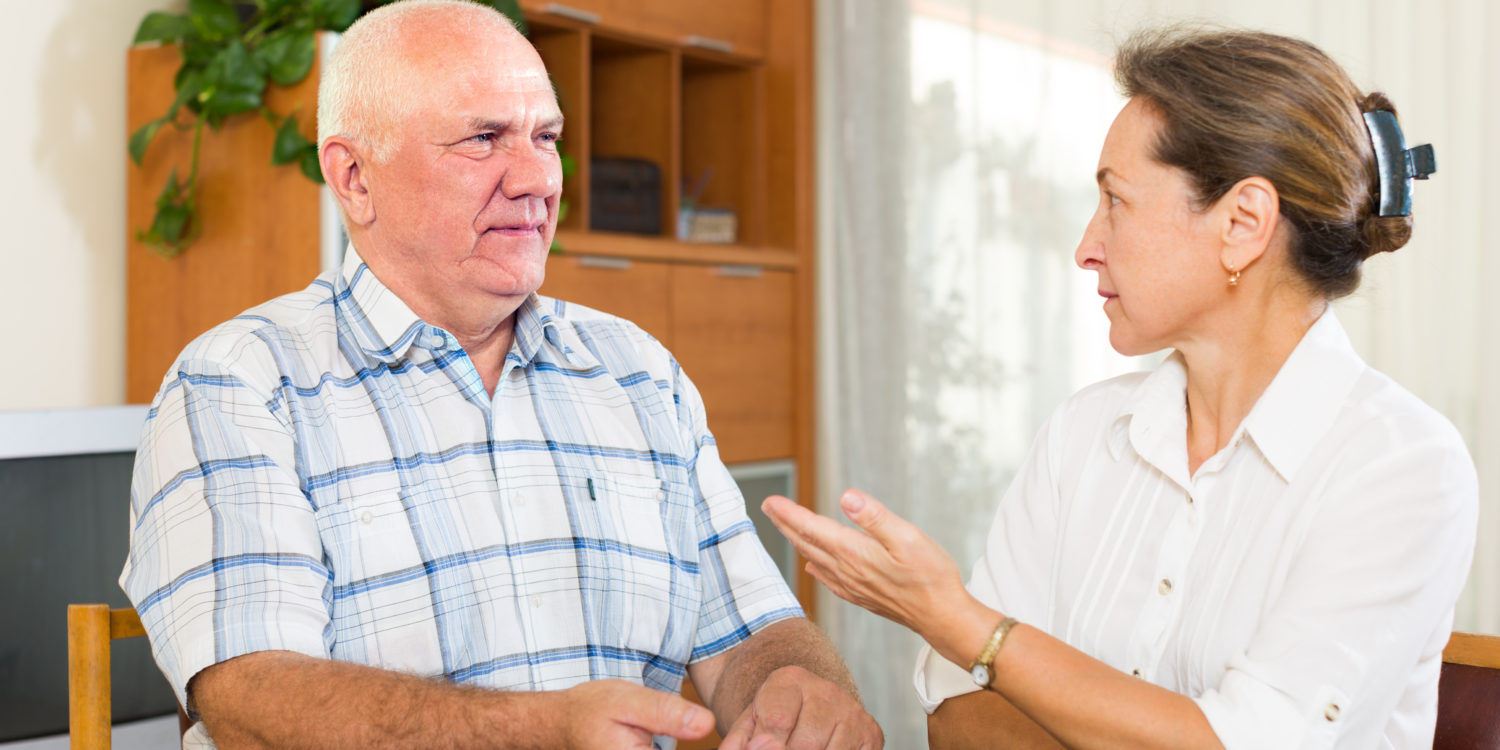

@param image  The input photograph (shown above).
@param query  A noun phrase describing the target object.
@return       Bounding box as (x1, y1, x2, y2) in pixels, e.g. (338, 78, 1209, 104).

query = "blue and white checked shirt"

(121, 246, 801, 739)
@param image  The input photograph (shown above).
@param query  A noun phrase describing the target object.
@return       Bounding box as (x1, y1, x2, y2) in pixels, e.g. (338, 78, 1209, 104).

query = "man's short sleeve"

(120, 356, 333, 711)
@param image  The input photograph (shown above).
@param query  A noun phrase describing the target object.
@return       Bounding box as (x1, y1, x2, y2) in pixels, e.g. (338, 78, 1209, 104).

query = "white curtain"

(815, 1, 1500, 747)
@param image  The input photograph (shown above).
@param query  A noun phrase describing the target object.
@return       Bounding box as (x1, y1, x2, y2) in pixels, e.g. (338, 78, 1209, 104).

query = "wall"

(0, 0, 180, 411)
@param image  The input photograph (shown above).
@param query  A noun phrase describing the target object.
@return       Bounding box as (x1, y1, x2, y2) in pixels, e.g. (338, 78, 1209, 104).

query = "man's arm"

(192, 650, 713, 750)
(926, 690, 1065, 750)
(687, 618, 882, 749)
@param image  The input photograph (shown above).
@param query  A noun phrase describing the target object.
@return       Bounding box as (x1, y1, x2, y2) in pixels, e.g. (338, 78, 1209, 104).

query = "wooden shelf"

(551, 230, 797, 268)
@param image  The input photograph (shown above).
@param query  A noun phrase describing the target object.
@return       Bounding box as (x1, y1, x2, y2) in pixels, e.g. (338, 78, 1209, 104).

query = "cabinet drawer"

(540, 255, 673, 347)
(670, 264, 793, 463)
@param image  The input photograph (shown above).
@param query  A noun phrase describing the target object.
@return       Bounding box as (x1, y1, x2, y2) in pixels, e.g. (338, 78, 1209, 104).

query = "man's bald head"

(317, 0, 526, 163)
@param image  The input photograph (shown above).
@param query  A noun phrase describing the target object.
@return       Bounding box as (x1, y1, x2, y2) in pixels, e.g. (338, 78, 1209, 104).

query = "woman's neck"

(1180, 295, 1327, 476)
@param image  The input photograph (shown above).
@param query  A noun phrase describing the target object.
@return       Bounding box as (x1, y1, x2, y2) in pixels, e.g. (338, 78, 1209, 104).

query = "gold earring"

(1227, 266, 1240, 287)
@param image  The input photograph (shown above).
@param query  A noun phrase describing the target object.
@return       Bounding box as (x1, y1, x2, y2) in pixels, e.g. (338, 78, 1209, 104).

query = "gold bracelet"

(968, 616, 1019, 689)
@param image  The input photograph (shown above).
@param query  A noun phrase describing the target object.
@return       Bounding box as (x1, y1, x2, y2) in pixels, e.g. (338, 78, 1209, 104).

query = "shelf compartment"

(681, 54, 766, 246)
(527, 22, 590, 231)
(588, 35, 678, 237)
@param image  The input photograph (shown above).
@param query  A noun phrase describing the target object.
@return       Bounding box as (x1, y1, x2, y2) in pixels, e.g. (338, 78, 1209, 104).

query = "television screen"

(0, 407, 176, 743)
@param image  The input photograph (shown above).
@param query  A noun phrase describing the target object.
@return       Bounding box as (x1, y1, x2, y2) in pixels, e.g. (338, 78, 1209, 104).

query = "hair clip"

(1363, 110, 1436, 217)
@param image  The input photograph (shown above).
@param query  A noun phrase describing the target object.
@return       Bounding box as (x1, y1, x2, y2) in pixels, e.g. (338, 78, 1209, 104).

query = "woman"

(764, 27, 1476, 749)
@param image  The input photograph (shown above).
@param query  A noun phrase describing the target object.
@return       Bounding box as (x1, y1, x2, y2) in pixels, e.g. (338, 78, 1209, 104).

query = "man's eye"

(1107, 193, 1121, 206)
(539, 132, 560, 145)
(470, 133, 494, 143)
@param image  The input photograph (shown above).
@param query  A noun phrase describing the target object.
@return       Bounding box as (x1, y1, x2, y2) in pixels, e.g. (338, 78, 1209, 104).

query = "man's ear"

(319, 138, 375, 227)
(1218, 175, 1279, 273)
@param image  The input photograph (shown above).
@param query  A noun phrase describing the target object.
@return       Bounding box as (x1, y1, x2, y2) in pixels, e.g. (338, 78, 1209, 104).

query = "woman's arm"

(927, 690, 1065, 750)
(764, 491, 1222, 750)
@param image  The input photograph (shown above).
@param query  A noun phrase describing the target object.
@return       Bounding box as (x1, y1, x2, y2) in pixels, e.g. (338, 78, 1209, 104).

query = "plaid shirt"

(121, 247, 801, 732)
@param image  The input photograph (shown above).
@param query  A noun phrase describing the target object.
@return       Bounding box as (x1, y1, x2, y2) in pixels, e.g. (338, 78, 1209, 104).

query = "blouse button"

(1157, 579, 1173, 595)
(1324, 703, 1341, 722)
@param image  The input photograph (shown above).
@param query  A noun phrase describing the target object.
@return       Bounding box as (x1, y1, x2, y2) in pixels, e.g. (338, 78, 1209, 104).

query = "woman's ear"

(319, 137, 375, 227)
(1219, 175, 1280, 272)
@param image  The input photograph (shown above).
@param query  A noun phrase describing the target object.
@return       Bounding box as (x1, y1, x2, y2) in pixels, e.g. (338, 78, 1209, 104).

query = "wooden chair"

(1435, 631, 1500, 749)
(66, 604, 188, 749)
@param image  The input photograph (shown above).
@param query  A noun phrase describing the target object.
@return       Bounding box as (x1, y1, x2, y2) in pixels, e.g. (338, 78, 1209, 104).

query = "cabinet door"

(670, 265, 793, 463)
(658, 0, 767, 59)
(539, 255, 673, 347)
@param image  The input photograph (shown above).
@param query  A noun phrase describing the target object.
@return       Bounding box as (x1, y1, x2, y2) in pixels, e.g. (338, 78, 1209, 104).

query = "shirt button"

(513, 491, 527, 507)
(655, 489, 666, 503)
(530, 594, 543, 608)
(1324, 703, 1341, 722)
(359, 510, 374, 525)
(1157, 579, 1173, 595)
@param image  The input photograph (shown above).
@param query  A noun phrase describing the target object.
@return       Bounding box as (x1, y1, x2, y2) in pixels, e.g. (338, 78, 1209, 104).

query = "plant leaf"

(134, 11, 192, 44)
(257, 26, 317, 86)
(481, 0, 529, 36)
(311, 0, 362, 31)
(154, 203, 193, 247)
(199, 40, 266, 123)
(188, 0, 241, 42)
(299, 147, 324, 183)
(271, 113, 311, 165)
(129, 118, 165, 166)
(155, 169, 183, 209)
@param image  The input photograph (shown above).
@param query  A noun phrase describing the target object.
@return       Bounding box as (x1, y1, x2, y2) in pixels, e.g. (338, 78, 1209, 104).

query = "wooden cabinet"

(520, 0, 767, 58)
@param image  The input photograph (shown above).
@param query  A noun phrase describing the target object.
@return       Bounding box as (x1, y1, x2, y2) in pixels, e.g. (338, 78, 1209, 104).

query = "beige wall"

(0, 0, 179, 411)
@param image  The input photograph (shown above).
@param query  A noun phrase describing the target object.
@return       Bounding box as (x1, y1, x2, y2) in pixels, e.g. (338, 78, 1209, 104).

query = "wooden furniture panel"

(1436, 632, 1500, 749)
(590, 38, 679, 236)
(643, 0, 768, 59)
(528, 24, 591, 232)
(538, 255, 672, 346)
(670, 265, 794, 463)
(126, 43, 323, 404)
(682, 59, 767, 246)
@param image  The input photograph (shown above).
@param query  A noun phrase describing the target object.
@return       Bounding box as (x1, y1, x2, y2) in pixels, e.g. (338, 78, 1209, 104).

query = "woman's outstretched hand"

(762, 489, 974, 643)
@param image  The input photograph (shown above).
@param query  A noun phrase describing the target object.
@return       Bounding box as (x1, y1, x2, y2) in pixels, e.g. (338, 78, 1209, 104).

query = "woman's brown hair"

(1114, 26, 1413, 298)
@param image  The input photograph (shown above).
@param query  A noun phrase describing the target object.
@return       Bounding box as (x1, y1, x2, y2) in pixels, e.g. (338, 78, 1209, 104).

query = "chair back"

(66, 604, 187, 750)
(1435, 631, 1500, 749)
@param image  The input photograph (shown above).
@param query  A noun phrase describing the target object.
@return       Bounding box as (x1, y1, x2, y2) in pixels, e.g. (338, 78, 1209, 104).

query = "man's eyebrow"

(464, 116, 565, 133)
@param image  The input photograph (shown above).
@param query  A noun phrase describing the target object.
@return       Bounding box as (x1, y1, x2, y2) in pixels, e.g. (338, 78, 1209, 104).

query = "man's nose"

(501, 145, 563, 201)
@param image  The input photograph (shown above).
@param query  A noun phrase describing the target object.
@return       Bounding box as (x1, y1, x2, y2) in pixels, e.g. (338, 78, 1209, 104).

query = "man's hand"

(555, 679, 715, 748)
(717, 665, 883, 750)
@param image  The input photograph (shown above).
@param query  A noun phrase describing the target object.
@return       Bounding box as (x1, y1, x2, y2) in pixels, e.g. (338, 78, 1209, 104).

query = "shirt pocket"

(586, 474, 675, 656)
(313, 489, 443, 672)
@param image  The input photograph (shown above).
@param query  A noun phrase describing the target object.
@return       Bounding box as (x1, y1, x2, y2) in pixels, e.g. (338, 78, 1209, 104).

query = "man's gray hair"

(317, 0, 519, 163)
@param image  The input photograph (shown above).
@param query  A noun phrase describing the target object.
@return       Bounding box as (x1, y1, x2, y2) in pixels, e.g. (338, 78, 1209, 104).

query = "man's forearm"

(703, 618, 860, 721)
(192, 650, 556, 750)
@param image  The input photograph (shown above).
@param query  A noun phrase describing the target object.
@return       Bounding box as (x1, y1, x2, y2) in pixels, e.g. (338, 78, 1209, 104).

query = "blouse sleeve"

(1194, 420, 1477, 749)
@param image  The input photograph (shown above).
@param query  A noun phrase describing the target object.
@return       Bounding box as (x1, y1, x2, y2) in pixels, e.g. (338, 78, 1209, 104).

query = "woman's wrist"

(921, 592, 1005, 669)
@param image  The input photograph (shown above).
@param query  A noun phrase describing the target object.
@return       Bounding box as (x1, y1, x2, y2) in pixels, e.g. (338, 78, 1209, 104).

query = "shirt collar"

(1240, 307, 1365, 482)
(1106, 307, 1364, 486)
(334, 245, 596, 371)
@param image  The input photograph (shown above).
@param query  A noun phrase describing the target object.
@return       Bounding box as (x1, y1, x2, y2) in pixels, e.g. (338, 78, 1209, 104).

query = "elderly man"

(120, 1, 880, 748)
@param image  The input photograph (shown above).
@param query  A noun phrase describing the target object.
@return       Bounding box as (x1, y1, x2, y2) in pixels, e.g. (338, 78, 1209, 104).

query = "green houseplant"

(130, 0, 529, 258)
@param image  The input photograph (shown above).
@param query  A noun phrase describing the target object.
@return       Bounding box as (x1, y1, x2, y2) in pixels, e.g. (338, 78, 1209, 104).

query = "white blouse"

(914, 310, 1478, 749)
